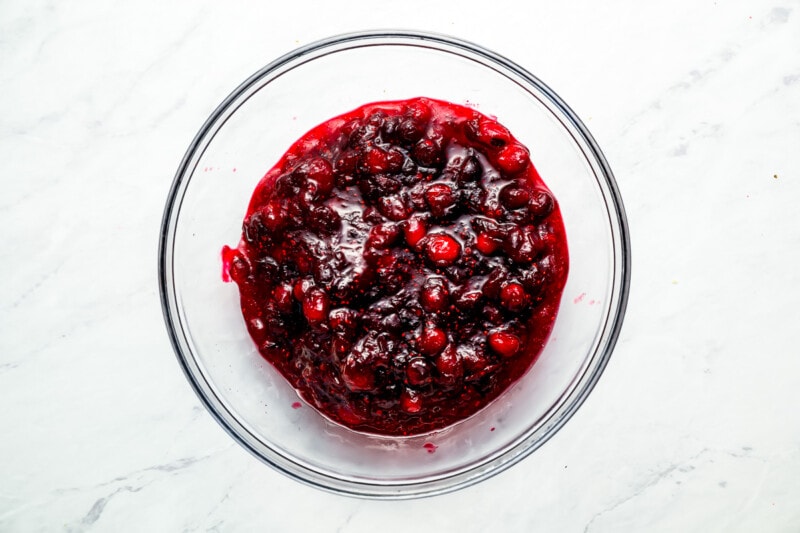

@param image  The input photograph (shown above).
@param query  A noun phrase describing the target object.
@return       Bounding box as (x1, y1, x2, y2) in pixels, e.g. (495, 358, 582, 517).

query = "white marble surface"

(2, 0, 799, 530)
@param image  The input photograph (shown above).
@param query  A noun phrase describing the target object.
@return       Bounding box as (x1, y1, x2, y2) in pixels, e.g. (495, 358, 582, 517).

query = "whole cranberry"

(425, 183, 455, 215)
(418, 326, 447, 355)
(406, 357, 432, 387)
(341, 353, 376, 392)
(272, 282, 294, 313)
(400, 388, 423, 413)
(402, 216, 427, 247)
(420, 276, 450, 313)
(412, 138, 442, 167)
(488, 331, 521, 358)
(500, 282, 527, 311)
(303, 287, 330, 324)
(367, 223, 401, 249)
(435, 344, 464, 384)
(424, 233, 462, 266)
(499, 184, 531, 210)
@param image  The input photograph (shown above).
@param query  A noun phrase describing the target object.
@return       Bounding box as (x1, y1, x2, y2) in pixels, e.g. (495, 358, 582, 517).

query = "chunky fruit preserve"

(223, 97, 568, 436)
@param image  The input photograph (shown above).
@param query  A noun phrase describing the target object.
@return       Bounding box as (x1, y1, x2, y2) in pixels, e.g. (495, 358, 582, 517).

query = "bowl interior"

(163, 33, 627, 497)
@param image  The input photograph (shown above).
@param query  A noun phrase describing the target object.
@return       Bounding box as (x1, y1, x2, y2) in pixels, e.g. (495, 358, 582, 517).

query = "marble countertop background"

(2, 0, 799, 531)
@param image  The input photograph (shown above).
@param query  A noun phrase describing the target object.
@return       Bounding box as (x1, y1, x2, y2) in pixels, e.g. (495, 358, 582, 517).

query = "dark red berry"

(528, 189, 554, 218)
(406, 357, 432, 387)
(401, 388, 423, 413)
(228, 253, 250, 284)
(328, 308, 359, 337)
(402, 216, 427, 247)
(420, 276, 450, 312)
(385, 148, 405, 172)
(272, 282, 294, 313)
(435, 344, 463, 384)
(260, 200, 286, 232)
(425, 233, 462, 265)
(334, 150, 358, 178)
(362, 146, 390, 174)
(460, 154, 482, 182)
(341, 353, 376, 392)
(293, 277, 315, 301)
(425, 183, 455, 215)
(418, 327, 447, 355)
(454, 289, 483, 312)
(377, 195, 411, 221)
(226, 97, 568, 436)
(488, 331, 521, 358)
(367, 223, 401, 249)
(412, 138, 442, 167)
(465, 117, 511, 148)
(500, 282, 527, 311)
(303, 287, 329, 324)
(475, 232, 499, 255)
(405, 100, 432, 123)
(499, 184, 531, 210)
(496, 144, 530, 175)
(308, 204, 341, 233)
(295, 157, 334, 196)
(398, 117, 426, 143)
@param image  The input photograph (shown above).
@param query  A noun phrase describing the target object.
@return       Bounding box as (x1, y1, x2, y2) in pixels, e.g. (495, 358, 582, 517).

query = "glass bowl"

(159, 30, 630, 499)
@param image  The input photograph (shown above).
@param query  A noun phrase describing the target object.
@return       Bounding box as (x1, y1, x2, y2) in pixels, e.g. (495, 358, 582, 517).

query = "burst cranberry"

(362, 146, 390, 174)
(259, 200, 286, 232)
(377, 195, 411, 221)
(466, 117, 511, 148)
(385, 148, 405, 172)
(412, 138, 442, 167)
(293, 277, 314, 300)
(455, 289, 483, 312)
(435, 344, 463, 383)
(329, 308, 359, 337)
(475, 232, 499, 255)
(227, 252, 250, 285)
(224, 97, 568, 436)
(528, 189, 555, 218)
(367, 223, 401, 249)
(425, 183, 455, 215)
(334, 150, 358, 178)
(401, 388, 423, 413)
(273, 282, 294, 313)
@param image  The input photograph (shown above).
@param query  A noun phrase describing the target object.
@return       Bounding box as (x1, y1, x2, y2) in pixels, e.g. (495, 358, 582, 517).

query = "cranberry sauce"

(223, 97, 569, 435)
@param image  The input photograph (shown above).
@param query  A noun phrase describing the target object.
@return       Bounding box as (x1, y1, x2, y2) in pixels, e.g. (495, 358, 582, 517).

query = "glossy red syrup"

(223, 98, 568, 435)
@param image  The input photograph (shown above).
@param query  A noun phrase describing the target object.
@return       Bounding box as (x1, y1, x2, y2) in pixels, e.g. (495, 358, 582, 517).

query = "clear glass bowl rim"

(158, 29, 631, 499)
